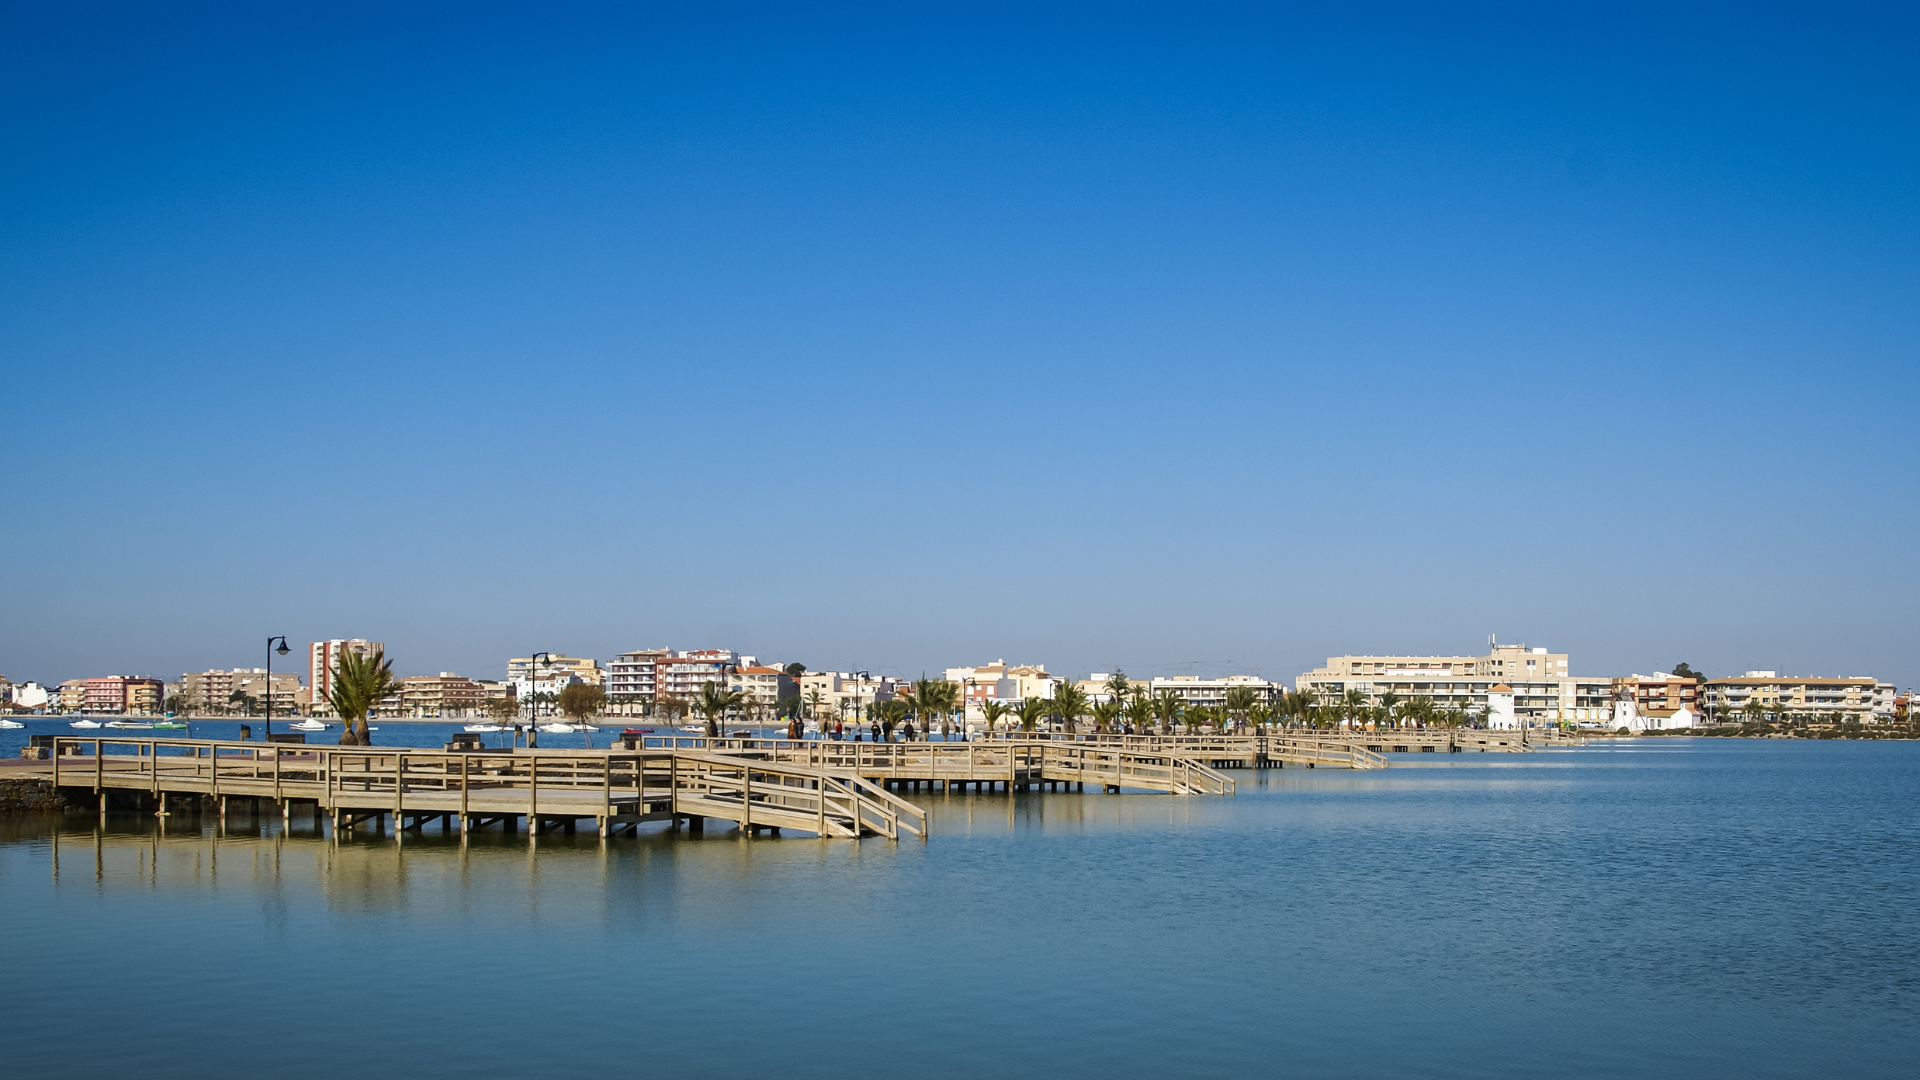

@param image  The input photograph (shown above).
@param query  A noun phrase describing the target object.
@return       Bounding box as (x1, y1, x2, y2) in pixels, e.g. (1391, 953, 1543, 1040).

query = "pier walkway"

(41, 738, 926, 840)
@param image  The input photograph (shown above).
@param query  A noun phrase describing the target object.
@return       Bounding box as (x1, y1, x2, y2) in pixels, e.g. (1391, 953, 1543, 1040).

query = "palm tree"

(929, 679, 961, 738)
(1225, 686, 1259, 733)
(1105, 670, 1131, 705)
(1051, 683, 1089, 735)
(694, 682, 746, 737)
(1152, 689, 1184, 735)
(1341, 688, 1370, 730)
(328, 649, 397, 746)
(1248, 703, 1275, 733)
(1121, 694, 1154, 734)
(804, 688, 827, 722)
(1015, 697, 1048, 734)
(1377, 690, 1402, 730)
(981, 699, 1010, 734)
(1090, 700, 1121, 732)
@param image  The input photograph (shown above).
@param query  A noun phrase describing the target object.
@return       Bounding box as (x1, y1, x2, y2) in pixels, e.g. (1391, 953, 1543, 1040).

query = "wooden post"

(817, 773, 827, 837)
(460, 753, 470, 824)
(741, 763, 751, 833)
(528, 755, 538, 837)
(95, 739, 103, 792)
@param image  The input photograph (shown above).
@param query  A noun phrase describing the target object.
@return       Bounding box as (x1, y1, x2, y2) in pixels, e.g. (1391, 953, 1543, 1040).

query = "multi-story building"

(58, 680, 86, 712)
(944, 661, 1061, 722)
(1700, 672, 1897, 724)
(183, 668, 301, 715)
(605, 648, 670, 710)
(797, 671, 900, 721)
(1611, 673, 1700, 730)
(653, 650, 754, 704)
(309, 639, 384, 716)
(729, 666, 797, 707)
(1148, 674, 1280, 708)
(398, 673, 487, 717)
(1296, 641, 1612, 723)
(507, 654, 603, 686)
(82, 676, 165, 715)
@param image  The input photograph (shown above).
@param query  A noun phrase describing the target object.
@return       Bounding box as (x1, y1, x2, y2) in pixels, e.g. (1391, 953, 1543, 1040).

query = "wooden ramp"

(637, 737, 1237, 795)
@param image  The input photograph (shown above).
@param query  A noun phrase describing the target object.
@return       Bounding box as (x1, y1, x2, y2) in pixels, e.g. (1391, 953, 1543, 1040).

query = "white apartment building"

(1075, 674, 1281, 708)
(308, 639, 383, 717)
(654, 650, 754, 703)
(1296, 641, 1613, 723)
(1700, 672, 1897, 723)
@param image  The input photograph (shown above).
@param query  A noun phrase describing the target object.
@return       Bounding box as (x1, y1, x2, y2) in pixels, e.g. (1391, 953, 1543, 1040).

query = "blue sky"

(2, 2, 1915, 688)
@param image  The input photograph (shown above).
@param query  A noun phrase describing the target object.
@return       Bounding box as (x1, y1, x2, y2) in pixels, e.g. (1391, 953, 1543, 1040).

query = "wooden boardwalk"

(42, 738, 926, 840)
(33, 728, 1571, 840)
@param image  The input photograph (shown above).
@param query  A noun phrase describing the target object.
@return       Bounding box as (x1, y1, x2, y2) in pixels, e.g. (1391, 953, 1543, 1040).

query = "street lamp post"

(526, 651, 553, 748)
(265, 636, 291, 739)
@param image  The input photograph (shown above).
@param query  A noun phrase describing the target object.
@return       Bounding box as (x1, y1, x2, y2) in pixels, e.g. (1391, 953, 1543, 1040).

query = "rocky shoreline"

(0, 778, 80, 815)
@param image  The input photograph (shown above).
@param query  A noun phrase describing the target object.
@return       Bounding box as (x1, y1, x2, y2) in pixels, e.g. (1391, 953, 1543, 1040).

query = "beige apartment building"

(797, 671, 901, 721)
(945, 661, 1061, 722)
(397, 673, 487, 717)
(1700, 672, 1896, 723)
(507, 654, 603, 685)
(1296, 641, 1613, 723)
(183, 668, 301, 715)
(729, 665, 798, 707)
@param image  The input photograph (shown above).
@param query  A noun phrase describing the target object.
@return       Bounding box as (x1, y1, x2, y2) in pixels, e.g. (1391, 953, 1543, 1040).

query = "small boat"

(69, 718, 103, 729)
(150, 721, 187, 730)
(290, 719, 328, 732)
(464, 723, 505, 733)
(539, 723, 575, 734)
(622, 728, 654, 734)
(0, 718, 24, 729)
(105, 720, 155, 729)
(679, 724, 705, 733)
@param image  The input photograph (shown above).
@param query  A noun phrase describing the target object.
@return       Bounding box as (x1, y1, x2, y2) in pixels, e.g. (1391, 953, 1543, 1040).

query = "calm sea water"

(2, 736, 1914, 1079)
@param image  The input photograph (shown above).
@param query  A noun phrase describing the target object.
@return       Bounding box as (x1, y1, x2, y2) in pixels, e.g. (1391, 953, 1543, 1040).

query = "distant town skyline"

(2, 6, 1914, 691)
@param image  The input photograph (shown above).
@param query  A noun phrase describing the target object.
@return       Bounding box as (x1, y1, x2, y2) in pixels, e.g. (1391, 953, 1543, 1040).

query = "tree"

(1051, 683, 1089, 734)
(783, 662, 807, 677)
(1341, 688, 1370, 730)
(1377, 690, 1402, 730)
(1248, 703, 1275, 732)
(1015, 697, 1048, 734)
(558, 683, 605, 723)
(1122, 694, 1155, 734)
(486, 696, 519, 724)
(166, 689, 198, 717)
(1090, 700, 1121, 732)
(1224, 686, 1259, 732)
(1671, 662, 1705, 683)
(328, 649, 397, 746)
(981, 699, 1010, 734)
(693, 683, 746, 737)
(1105, 671, 1131, 704)
(1152, 690, 1184, 735)
(804, 688, 827, 720)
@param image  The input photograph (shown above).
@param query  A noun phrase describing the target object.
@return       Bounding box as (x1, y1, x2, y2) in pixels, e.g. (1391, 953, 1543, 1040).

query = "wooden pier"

(29, 728, 1556, 840)
(41, 738, 927, 840)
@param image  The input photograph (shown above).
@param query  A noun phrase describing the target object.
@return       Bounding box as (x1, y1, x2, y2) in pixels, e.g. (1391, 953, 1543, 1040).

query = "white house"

(1486, 684, 1518, 729)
